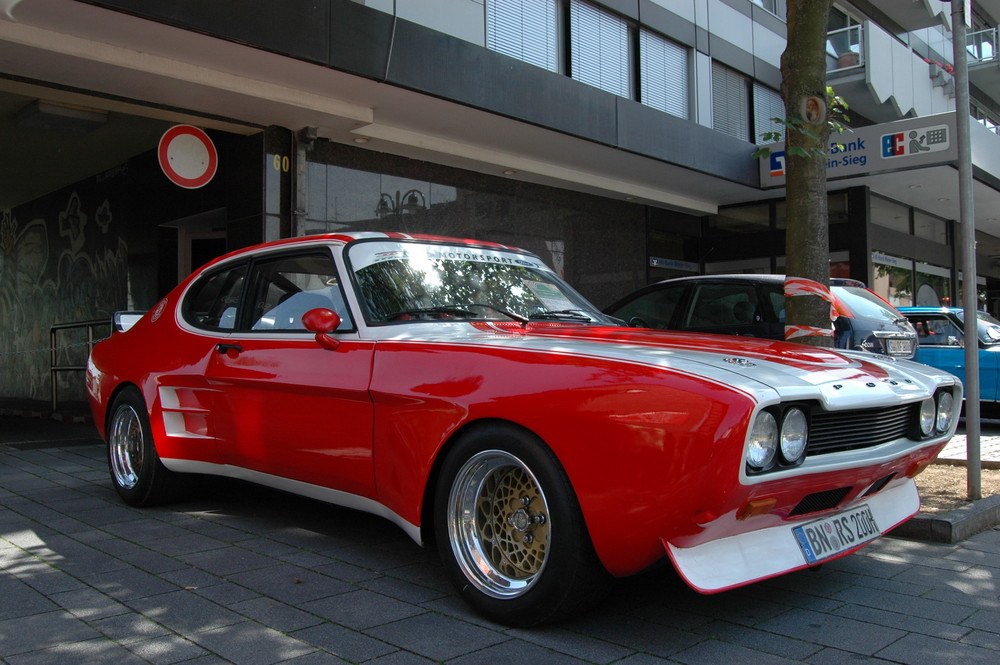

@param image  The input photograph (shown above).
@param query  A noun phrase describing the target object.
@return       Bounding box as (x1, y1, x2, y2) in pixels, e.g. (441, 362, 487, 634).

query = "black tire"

(434, 423, 611, 626)
(106, 387, 178, 506)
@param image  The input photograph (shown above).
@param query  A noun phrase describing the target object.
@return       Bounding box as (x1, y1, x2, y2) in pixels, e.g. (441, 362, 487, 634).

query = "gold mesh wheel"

(447, 450, 550, 598)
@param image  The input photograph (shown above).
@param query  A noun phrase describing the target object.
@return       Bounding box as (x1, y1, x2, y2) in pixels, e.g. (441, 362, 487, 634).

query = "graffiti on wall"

(1, 190, 128, 403)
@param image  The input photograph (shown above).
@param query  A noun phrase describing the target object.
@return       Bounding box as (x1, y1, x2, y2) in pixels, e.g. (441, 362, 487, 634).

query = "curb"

(891, 493, 1000, 543)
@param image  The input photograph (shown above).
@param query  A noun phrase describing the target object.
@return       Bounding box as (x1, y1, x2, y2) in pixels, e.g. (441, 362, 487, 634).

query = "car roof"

(897, 306, 963, 314)
(643, 274, 866, 289)
(199, 232, 529, 271)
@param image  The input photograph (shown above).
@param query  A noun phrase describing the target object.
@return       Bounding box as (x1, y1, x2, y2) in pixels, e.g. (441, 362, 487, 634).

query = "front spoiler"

(664, 479, 919, 593)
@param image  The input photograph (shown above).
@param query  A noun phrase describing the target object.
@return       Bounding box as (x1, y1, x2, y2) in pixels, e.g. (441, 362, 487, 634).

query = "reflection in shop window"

(871, 196, 909, 233)
(872, 252, 913, 307)
(914, 211, 947, 243)
(916, 262, 951, 307)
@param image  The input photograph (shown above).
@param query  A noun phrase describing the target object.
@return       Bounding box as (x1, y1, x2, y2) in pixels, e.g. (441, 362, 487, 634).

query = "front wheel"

(434, 424, 610, 626)
(107, 387, 178, 506)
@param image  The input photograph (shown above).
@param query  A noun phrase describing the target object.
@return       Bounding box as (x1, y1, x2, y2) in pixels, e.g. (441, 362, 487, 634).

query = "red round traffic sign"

(158, 125, 218, 189)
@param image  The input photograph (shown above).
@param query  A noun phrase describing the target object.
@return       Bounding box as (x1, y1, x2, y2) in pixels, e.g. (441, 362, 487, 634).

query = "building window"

(712, 61, 750, 141)
(914, 210, 947, 243)
(750, 0, 778, 14)
(486, 0, 560, 72)
(871, 195, 910, 233)
(639, 29, 688, 118)
(569, 0, 632, 98)
(752, 82, 784, 145)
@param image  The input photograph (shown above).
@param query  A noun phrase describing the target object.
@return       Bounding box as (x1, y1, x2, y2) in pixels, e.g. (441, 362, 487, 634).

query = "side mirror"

(302, 308, 342, 350)
(947, 335, 963, 348)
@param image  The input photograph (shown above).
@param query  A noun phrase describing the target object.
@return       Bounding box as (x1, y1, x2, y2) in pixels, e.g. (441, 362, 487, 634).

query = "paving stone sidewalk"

(1, 416, 999, 665)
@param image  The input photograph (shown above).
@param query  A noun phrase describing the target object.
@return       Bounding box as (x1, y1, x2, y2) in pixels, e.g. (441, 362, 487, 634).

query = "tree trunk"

(782, 0, 834, 347)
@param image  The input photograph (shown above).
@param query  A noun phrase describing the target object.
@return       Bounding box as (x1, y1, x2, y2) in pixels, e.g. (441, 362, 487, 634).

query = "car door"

(609, 282, 687, 330)
(910, 312, 1000, 402)
(204, 249, 377, 498)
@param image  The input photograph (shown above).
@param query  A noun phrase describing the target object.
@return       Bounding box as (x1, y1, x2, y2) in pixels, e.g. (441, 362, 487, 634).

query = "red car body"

(87, 233, 960, 625)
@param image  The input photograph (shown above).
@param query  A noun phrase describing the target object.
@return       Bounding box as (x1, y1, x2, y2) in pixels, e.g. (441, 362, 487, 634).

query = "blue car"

(899, 306, 1000, 412)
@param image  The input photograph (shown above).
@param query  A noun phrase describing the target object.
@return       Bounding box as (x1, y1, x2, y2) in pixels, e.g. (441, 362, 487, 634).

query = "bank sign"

(761, 114, 957, 186)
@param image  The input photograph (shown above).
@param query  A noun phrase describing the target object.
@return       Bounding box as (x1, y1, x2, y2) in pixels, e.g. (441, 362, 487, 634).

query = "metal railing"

(827, 24, 864, 73)
(967, 27, 998, 64)
(50, 319, 110, 413)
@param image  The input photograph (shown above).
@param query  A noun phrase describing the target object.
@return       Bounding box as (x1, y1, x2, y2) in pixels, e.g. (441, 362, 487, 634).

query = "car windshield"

(347, 239, 611, 324)
(955, 310, 1000, 344)
(833, 286, 905, 323)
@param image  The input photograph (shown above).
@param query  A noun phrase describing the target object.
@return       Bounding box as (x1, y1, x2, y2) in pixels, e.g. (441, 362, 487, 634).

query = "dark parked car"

(900, 306, 1000, 412)
(606, 274, 918, 359)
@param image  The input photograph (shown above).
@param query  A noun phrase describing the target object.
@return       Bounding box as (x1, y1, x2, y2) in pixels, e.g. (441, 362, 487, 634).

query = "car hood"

(385, 321, 956, 409)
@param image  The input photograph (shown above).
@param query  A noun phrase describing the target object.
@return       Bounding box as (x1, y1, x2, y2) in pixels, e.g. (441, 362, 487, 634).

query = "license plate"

(887, 339, 912, 356)
(792, 504, 880, 565)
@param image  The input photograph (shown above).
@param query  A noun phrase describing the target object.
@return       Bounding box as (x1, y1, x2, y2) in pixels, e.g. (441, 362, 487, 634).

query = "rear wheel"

(107, 387, 178, 506)
(434, 424, 609, 626)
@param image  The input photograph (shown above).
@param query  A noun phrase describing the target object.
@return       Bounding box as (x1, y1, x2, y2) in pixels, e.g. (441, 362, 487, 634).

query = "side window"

(684, 283, 760, 331)
(182, 263, 247, 330)
(614, 285, 684, 329)
(248, 252, 352, 332)
(913, 316, 962, 345)
(767, 287, 786, 323)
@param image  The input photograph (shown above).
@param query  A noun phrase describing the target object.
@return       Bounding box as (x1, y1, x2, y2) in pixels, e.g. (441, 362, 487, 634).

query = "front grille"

(807, 403, 914, 455)
(789, 487, 851, 516)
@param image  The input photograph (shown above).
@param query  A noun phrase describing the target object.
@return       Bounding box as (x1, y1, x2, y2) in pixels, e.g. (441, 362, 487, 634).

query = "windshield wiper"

(451, 303, 529, 323)
(528, 309, 594, 322)
(387, 304, 530, 323)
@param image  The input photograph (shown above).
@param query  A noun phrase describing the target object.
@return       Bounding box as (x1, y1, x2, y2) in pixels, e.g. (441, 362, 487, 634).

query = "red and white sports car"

(87, 232, 960, 626)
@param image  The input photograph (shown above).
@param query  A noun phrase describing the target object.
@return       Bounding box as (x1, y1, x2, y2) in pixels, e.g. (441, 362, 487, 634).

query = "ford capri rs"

(87, 232, 960, 626)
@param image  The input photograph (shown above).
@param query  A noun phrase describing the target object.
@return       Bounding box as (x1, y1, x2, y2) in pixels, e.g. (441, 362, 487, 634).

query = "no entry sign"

(158, 125, 218, 189)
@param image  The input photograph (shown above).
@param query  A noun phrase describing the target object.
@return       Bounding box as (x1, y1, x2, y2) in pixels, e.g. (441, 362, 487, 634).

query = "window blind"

(752, 82, 785, 145)
(712, 61, 750, 141)
(639, 29, 689, 119)
(569, 0, 631, 98)
(486, 0, 559, 72)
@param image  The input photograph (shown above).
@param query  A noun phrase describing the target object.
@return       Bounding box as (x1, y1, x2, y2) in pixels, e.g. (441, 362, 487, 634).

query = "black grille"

(807, 403, 914, 456)
(789, 487, 851, 516)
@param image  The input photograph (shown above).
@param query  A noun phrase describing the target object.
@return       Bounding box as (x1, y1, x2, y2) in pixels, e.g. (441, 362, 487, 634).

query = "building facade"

(2, 0, 1000, 407)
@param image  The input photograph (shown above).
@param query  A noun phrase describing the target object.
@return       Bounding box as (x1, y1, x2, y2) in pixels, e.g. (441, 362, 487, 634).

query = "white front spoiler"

(665, 479, 920, 593)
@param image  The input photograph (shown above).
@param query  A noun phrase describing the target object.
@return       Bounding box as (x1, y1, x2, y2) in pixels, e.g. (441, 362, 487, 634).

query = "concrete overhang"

(0, 0, 738, 215)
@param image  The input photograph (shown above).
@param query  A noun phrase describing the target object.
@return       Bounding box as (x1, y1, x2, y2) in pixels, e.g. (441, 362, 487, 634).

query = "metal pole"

(952, 0, 982, 500)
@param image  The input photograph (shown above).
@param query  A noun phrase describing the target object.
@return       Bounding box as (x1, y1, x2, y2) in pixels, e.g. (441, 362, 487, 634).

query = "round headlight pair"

(919, 391, 956, 436)
(747, 407, 809, 471)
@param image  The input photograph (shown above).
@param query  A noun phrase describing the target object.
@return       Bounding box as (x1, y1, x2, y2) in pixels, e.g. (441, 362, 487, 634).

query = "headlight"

(936, 391, 955, 432)
(779, 408, 808, 464)
(747, 411, 778, 470)
(919, 398, 936, 436)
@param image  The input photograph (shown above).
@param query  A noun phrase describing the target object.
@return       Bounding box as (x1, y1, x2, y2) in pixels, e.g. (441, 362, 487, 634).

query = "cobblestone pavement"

(1, 417, 999, 665)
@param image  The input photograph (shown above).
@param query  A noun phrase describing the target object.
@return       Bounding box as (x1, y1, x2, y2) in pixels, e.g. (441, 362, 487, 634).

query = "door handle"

(216, 343, 243, 355)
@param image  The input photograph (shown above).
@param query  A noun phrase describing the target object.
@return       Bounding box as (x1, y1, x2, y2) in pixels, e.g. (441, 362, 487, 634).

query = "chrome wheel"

(109, 403, 144, 490)
(447, 450, 550, 599)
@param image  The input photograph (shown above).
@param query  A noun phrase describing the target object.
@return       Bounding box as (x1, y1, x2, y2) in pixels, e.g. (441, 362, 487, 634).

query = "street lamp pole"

(947, 0, 981, 500)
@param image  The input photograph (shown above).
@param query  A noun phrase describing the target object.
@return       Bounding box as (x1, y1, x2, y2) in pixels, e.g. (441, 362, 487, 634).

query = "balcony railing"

(827, 25, 864, 73)
(967, 27, 998, 64)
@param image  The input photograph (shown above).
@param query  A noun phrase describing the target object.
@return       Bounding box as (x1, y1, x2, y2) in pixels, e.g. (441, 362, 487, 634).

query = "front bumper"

(664, 478, 918, 593)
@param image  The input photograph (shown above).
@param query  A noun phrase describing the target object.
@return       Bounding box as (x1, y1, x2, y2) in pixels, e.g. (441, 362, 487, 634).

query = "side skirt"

(162, 458, 423, 545)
